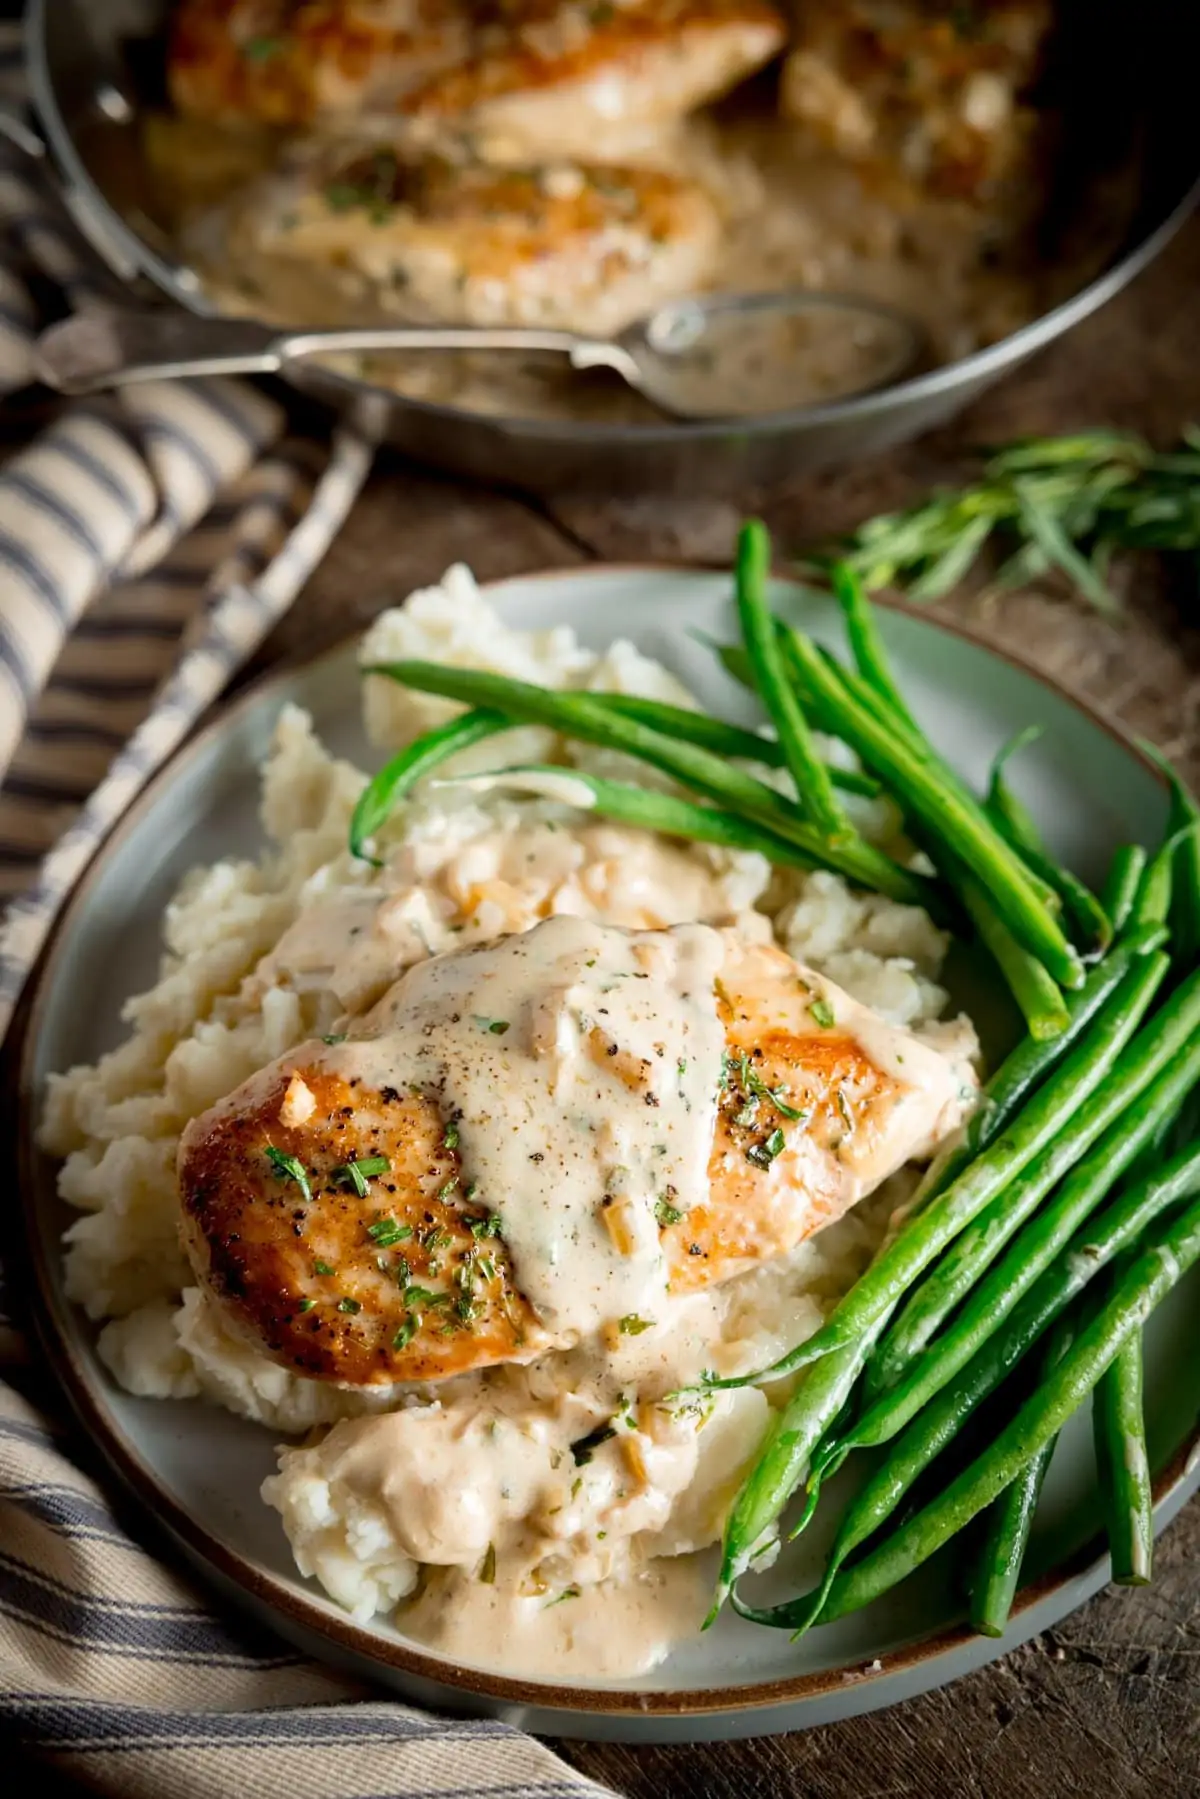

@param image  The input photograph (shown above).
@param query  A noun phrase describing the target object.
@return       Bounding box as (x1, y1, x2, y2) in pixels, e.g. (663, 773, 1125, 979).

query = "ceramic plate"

(16, 567, 1200, 1743)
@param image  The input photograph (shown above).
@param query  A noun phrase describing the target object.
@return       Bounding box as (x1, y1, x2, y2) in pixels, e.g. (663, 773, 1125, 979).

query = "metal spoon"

(33, 291, 926, 420)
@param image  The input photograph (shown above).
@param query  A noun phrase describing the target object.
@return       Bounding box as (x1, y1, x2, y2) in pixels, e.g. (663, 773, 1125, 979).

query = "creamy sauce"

(265, 1354, 772, 1675)
(403, 1557, 712, 1679)
(335, 914, 725, 1338)
(252, 814, 765, 1018)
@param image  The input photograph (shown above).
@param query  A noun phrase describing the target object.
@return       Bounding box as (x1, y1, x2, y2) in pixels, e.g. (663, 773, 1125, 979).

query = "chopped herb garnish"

(322, 1032, 347, 1046)
(545, 1585, 581, 1607)
(313, 1259, 336, 1277)
(618, 1314, 653, 1336)
(243, 34, 282, 62)
(836, 1086, 855, 1133)
(324, 181, 365, 212)
(443, 1121, 460, 1149)
(392, 1316, 417, 1351)
(337, 1296, 361, 1314)
(439, 1176, 459, 1200)
(367, 1217, 409, 1246)
(265, 1147, 312, 1204)
(479, 1542, 496, 1584)
(456, 1266, 478, 1323)
(333, 1154, 390, 1197)
(739, 1055, 809, 1123)
(808, 998, 836, 1029)
(470, 1213, 503, 1239)
(297, 1297, 315, 1313)
(422, 1227, 450, 1253)
(654, 1195, 684, 1227)
(404, 1285, 449, 1308)
(475, 1016, 510, 1035)
(571, 1424, 616, 1466)
(747, 1127, 786, 1169)
(677, 1058, 688, 1077)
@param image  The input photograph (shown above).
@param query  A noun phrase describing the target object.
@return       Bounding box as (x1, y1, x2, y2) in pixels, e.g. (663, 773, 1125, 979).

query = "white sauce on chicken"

(335, 914, 725, 1338)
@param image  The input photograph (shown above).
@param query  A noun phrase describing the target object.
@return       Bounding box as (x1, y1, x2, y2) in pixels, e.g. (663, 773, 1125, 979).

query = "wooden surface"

(261, 212, 1200, 1798)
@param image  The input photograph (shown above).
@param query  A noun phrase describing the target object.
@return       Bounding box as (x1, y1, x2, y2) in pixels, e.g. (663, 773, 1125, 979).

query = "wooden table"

(19, 215, 1200, 1799)
(267, 211, 1200, 1799)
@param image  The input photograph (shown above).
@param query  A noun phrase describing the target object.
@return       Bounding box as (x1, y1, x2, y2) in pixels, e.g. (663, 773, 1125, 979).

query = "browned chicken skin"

(179, 927, 971, 1387)
(780, 0, 1055, 201)
(169, 0, 469, 129)
(169, 0, 788, 159)
(181, 1066, 545, 1384)
(222, 146, 723, 333)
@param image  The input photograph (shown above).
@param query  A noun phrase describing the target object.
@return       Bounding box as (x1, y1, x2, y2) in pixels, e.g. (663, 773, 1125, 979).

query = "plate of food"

(16, 540, 1200, 1741)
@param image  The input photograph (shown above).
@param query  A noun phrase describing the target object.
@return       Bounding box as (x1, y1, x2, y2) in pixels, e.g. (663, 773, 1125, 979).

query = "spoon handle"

(33, 307, 608, 395)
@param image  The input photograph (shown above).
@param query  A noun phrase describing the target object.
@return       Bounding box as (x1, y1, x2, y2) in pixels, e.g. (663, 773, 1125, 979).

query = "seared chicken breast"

(179, 919, 973, 1387)
(219, 145, 722, 334)
(780, 0, 1055, 200)
(170, 0, 787, 163)
(402, 0, 789, 164)
(169, 0, 468, 129)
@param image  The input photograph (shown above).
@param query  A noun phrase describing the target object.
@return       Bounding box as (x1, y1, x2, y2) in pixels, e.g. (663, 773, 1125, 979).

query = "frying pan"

(23, 0, 1200, 494)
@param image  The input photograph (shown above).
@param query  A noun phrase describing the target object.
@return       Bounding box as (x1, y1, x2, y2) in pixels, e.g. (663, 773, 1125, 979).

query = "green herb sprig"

(831, 428, 1200, 613)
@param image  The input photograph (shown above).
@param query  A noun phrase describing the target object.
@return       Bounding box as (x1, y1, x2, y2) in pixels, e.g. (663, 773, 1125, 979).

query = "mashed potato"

(40, 564, 972, 1674)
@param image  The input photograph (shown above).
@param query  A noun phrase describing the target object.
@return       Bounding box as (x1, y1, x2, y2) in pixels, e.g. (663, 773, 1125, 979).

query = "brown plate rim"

(13, 563, 1197, 1720)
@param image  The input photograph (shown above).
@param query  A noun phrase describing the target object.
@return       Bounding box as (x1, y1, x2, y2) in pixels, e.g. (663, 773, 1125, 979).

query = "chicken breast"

(218, 145, 722, 334)
(401, 0, 790, 165)
(168, 0, 469, 129)
(779, 0, 1055, 201)
(169, 0, 788, 163)
(179, 917, 974, 1387)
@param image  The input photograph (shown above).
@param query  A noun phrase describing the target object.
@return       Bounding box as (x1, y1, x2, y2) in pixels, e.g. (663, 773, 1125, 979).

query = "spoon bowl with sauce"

(33, 290, 927, 420)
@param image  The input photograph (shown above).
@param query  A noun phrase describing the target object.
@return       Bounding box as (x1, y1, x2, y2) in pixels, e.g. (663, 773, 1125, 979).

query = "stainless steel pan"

(23, 0, 1200, 495)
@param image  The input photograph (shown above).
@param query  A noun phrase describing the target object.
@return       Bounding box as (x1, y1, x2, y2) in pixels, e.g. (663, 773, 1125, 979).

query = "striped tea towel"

(0, 30, 616, 1799)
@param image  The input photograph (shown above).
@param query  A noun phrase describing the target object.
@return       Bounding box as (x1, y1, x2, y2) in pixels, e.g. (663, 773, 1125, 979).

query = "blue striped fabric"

(0, 25, 616, 1799)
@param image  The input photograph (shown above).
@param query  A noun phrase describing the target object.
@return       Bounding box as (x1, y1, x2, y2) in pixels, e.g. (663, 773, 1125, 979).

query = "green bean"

(1102, 844, 1147, 936)
(703, 954, 1167, 1394)
(811, 1193, 1200, 1626)
(1141, 743, 1200, 968)
(709, 638, 755, 692)
(969, 1445, 1054, 1638)
(362, 660, 934, 908)
(734, 1160, 1200, 1634)
(592, 695, 881, 796)
(1129, 827, 1180, 931)
(707, 1333, 885, 1620)
(348, 708, 509, 864)
(830, 560, 919, 731)
(840, 1020, 1200, 1454)
(893, 925, 1165, 1231)
(969, 1310, 1078, 1637)
(438, 764, 826, 869)
(735, 520, 848, 839)
(869, 954, 1196, 1386)
(987, 728, 1111, 956)
(959, 865, 1069, 1041)
(778, 626, 1085, 987)
(1094, 1312, 1153, 1586)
